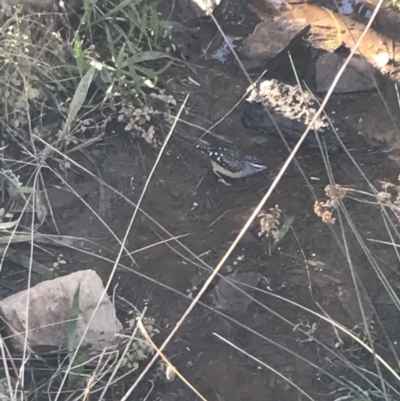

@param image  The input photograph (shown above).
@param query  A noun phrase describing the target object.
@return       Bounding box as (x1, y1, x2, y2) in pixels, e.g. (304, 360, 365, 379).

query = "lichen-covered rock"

(242, 79, 345, 152)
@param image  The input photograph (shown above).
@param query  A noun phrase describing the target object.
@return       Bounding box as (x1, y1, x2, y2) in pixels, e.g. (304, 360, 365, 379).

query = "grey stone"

(240, 17, 309, 60)
(211, 272, 260, 315)
(337, 285, 373, 325)
(0, 270, 122, 353)
(316, 52, 377, 93)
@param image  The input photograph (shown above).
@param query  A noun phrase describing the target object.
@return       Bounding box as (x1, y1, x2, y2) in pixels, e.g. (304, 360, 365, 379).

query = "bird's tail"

(195, 144, 209, 153)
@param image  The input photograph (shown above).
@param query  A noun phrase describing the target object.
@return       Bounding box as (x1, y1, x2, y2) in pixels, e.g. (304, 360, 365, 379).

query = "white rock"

(0, 270, 122, 353)
(190, 0, 220, 16)
(373, 51, 390, 68)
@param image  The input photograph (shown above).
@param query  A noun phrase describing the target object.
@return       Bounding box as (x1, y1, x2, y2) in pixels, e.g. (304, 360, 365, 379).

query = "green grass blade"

(81, 0, 98, 24)
(276, 216, 295, 243)
(122, 51, 172, 66)
(115, 42, 127, 84)
(134, 59, 174, 78)
(149, 5, 160, 43)
(60, 67, 96, 141)
(103, 0, 140, 19)
(67, 352, 89, 390)
(73, 33, 86, 75)
(67, 283, 81, 355)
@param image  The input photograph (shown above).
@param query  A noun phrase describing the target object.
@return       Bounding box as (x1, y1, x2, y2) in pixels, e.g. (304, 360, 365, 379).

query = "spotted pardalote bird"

(196, 144, 266, 186)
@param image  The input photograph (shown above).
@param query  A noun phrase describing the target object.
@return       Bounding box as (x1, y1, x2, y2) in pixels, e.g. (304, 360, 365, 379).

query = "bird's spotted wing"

(207, 148, 245, 173)
(244, 155, 266, 170)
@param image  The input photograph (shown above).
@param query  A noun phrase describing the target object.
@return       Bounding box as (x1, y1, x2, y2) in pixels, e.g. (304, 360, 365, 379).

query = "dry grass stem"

(137, 319, 208, 401)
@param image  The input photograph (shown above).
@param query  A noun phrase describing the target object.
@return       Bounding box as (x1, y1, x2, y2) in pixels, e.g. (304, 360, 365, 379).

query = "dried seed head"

(314, 201, 336, 224)
(395, 192, 400, 208)
(258, 205, 282, 241)
(377, 191, 392, 201)
(166, 365, 176, 382)
(381, 181, 395, 191)
(325, 184, 347, 202)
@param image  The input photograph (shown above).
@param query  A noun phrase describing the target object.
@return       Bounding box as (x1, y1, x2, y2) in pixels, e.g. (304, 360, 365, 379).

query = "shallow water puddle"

(211, 35, 238, 63)
(339, 0, 372, 18)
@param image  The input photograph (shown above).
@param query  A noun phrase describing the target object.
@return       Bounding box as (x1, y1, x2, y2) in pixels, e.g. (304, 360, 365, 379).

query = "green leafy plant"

(0, 0, 175, 151)
(75, 0, 174, 93)
(0, 10, 75, 141)
(121, 315, 159, 371)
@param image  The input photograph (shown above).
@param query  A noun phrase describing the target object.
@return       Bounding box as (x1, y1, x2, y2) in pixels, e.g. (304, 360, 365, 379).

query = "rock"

(373, 52, 390, 69)
(242, 79, 344, 152)
(287, 4, 390, 69)
(240, 17, 309, 60)
(0, 270, 122, 353)
(191, 0, 221, 15)
(210, 272, 260, 315)
(337, 285, 373, 326)
(316, 52, 378, 93)
(41, 182, 98, 209)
